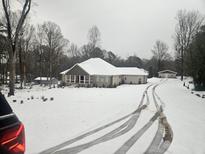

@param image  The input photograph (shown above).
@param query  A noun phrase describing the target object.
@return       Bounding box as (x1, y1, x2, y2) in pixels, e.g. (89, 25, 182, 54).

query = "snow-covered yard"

(4, 82, 149, 154)
(3, 78, 205, 154)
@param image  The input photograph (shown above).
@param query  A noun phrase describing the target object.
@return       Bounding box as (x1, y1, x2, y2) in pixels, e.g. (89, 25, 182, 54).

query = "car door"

(0, 92, 25, 154)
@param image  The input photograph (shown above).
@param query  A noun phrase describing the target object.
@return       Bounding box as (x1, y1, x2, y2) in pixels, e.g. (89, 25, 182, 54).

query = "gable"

(158, 70, 177, 74)
(65, 65, 89, 75)
(78, 58, 116, 75)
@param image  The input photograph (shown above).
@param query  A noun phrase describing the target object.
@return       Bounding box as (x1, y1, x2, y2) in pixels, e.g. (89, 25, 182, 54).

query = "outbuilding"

(34, 77, 58, 85)
(158, 70, 177, 78)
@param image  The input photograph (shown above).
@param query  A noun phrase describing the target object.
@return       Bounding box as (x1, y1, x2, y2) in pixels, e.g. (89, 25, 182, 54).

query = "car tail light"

(0, 123, 25, 154)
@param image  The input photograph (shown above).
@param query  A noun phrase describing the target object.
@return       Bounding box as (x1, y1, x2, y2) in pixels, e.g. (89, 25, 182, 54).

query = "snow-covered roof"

(78, 58, 117, 75)
(117, 67, 148, 76)
(34, 77, 57, 81)
(61, 58, 148, 76)
(60, 69, 71, 75)
(158, 70, 177, 74)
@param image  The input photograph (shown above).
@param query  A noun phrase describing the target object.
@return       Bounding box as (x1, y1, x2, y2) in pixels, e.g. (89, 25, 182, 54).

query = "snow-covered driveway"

(156, 79, 205, 154)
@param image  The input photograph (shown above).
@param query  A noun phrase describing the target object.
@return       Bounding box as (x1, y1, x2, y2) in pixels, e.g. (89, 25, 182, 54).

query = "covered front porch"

(66, 75, 93, 85)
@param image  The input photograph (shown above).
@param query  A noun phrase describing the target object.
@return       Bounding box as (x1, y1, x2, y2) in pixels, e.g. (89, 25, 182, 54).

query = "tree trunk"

(0, 55, 2, 86)
(181, 49, 184, 81)
(158, 60, 161, 73)
(49, 49, 52, 88)
(23, 62, 26, 86)
(19, 43, 23, 89)
(49, 59, 52, 88)
(2, 64, 5, 84)
(39, 47, 42, 86)
(5, 60, 8, 84)
(8, 52, 16, 96)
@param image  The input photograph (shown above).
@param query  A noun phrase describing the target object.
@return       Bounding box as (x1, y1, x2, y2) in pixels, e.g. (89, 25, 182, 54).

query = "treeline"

(184, 25, 205, 90)
(174, 10, 205, 90)
(0, 18, 175, 89)
(59, 26, 175, 78)
(0, 0, 204, 95)
(0, 19, 69, 88)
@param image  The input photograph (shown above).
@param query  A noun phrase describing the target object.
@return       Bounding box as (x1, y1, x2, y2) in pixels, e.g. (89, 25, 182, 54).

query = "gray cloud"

(31, 0, 205, 58)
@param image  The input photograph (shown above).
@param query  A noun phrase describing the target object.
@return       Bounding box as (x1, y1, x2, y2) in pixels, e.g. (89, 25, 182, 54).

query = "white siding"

(94, 75, 112, 87)
(123, 75, 146, 84)
(112, 76, 121, 86)
(62, 74, 66, 82)
(159, 73, 176, 78)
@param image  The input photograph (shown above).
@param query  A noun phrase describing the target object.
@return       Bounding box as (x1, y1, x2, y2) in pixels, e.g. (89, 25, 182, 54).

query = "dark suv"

(0, 92, 25, 154)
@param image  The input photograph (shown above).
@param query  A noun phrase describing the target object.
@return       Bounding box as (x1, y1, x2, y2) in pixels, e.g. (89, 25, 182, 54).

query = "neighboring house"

(158, 70, 177, 78)
(34, 77, 58, 85)
(6, 75, 20, 83)
(60, 58, 148, 87)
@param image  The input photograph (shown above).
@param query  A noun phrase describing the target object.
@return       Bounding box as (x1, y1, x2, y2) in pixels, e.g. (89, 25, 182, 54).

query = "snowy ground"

(3, 78, 205, 154)
(156, 79, 205, 154)
(182, 77, 205, 98)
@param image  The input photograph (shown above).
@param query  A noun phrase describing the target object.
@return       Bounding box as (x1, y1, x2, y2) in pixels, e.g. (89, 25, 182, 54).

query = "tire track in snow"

(143, 81, 166, 154)
(157, 115, 173, 154)
(143, 120, 164, 154)
(54, 86, 152, 154)
(144, 79, 173, 154)
(39, 84, 153, 154)
(54, 112, 141, 154)
(39, 112, 133, 154)
(114, 79, 173, 154)
(113, 111, 160, 154)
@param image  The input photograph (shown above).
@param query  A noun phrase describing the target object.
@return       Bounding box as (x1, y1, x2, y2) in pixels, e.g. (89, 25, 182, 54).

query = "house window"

(80, 76, 84, 83)
(71, 75, 75, 82)
(66, 75, 69, 82)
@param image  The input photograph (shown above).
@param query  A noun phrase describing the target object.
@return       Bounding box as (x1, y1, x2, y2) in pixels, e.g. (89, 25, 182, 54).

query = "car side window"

(0, 92, 12, 116)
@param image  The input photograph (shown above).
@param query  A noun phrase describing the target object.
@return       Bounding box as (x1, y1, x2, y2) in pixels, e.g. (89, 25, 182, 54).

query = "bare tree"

(34, 24, 44, 85)
(87, 25, 101, 48)
(18, 22, 34, 88)
(0, 34, 8, 85)
(152, 40, 171, 73)
(2, 0, 31, 95)
(68, 43, 81, 57)
(174, 10, 204, 81)
(40, 21, 68, 88)
(81, 43, 93, 59)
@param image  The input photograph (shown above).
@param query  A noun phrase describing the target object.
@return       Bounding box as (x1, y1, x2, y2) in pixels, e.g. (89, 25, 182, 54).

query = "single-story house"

(158, 70, 177, 78)
(60, 58, 148, 87)
(34, 77, 58, 85)
(6, 75, 21, 83)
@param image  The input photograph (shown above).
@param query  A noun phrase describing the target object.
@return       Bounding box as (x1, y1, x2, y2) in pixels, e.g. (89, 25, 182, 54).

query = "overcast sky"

(30, 0, 205, 59)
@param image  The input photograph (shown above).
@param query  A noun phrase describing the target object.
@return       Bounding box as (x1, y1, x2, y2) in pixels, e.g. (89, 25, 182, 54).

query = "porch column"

(63, 75, 66, 82)
(69, 75, 71, 83)
(74, 75, 76, 83)
(89, 75, 90, 84)
(79, 75, 81, 83)
(84, 75, 86, 84)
